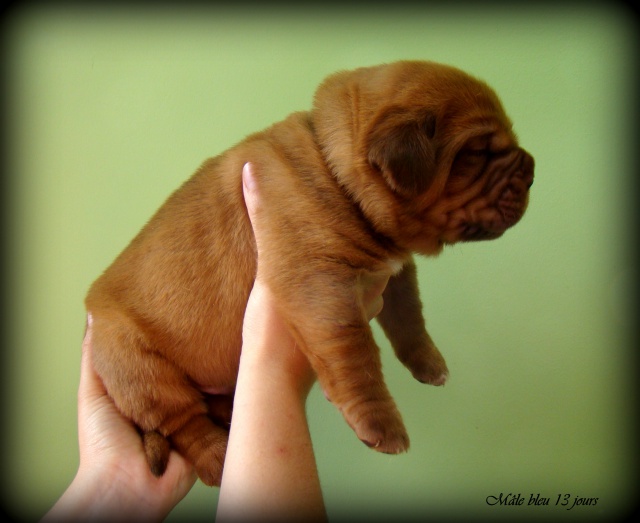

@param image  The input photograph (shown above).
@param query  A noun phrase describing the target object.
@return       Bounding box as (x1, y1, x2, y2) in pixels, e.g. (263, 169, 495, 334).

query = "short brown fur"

(86, 61, 534, 485)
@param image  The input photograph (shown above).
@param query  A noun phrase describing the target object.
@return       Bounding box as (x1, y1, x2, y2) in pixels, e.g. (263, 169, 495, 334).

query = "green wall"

(3, 4, 636, 521)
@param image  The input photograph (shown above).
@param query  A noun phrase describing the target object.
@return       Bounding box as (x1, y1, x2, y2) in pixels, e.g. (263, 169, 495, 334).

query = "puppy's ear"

(368, 109, 437, 197)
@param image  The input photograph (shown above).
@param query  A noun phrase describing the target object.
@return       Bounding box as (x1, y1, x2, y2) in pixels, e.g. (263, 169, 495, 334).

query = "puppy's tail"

(143, 430, 171, 477)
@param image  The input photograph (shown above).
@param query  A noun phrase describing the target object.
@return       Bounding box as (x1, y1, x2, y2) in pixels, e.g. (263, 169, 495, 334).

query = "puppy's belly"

(180, 343, 241, 394)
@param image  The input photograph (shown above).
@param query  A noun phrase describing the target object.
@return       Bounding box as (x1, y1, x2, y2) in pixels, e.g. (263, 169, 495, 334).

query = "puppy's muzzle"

(462, 149, 534, 242)
(496, 149, 534, 229)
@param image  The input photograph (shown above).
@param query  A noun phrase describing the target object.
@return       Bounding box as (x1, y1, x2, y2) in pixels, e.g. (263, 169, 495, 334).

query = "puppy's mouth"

(457, 153, 534, 243)
(460, 192, 530, 242)
(436, 148, 534, 247)
(461, 191, 530, 241)
(460, 224, 503, 242)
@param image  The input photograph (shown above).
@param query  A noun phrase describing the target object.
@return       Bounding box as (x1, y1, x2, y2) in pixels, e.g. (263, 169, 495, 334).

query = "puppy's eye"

(467, 149, 487, 157)
(371, 160, 383, 173)
(460, 148, 489, 160)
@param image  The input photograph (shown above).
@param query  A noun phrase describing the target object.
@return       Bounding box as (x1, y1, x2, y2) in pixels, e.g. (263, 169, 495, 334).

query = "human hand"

(240, 162, 315, 397)
(43, 317, 196, 522)
(239, 163, 390, 398)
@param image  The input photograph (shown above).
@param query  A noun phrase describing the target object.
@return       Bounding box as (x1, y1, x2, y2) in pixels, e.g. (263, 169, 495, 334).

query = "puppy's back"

(86, 151, 256, 386)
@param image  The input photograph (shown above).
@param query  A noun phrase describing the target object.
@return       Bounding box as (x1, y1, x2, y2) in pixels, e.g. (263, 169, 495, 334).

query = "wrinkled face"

(364, 98, 534, 252)
(435, 132, 535, 244)
(361, 64, 535, 251)
(312, 60, 535, 254)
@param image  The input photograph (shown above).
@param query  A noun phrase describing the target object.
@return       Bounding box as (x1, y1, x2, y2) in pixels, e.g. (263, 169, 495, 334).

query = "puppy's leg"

(90, 312, 228, 486)
(280, 273, 409, 454)
(376, 258, 449, 385)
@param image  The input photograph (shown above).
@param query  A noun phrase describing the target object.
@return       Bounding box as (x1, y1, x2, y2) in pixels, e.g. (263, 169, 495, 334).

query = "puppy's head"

(312, 60, 534, 255)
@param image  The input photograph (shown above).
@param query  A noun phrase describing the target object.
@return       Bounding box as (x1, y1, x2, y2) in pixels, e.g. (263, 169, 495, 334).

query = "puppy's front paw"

(401, 341, 449, 386)
(344, 401, 410, 454)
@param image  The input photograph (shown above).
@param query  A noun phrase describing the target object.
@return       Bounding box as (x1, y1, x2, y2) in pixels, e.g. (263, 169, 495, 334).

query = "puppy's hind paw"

(402, 344, 449, 386)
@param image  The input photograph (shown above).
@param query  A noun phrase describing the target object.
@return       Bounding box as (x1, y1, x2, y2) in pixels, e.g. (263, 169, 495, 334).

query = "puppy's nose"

(520, 151, 534, 189)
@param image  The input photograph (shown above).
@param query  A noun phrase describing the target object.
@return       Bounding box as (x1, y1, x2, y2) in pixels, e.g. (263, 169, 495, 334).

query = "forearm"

(216, 303, 326, 521)
(217, 165, 326, 521)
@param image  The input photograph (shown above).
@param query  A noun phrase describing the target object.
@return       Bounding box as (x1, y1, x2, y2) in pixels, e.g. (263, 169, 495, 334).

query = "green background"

(3, 4, 637, 521)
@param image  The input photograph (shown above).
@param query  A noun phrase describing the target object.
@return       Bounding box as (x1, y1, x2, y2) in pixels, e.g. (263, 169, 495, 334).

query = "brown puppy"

(86, 60, 534, 486)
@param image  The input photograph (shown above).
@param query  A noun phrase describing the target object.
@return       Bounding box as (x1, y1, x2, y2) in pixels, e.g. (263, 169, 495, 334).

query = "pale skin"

(43, 163, 388, 521)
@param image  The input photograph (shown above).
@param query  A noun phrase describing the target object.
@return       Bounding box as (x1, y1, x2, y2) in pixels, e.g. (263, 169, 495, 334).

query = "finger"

(242, 162, 259, 222)
(81, 312, 93, 361)
(242, 162, 265, 271)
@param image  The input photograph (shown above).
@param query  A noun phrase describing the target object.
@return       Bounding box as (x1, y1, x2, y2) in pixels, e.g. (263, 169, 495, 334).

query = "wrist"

(44, 467, 168, 523)
(241, 282, 316, 399)
(239, 335, 315, 401)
